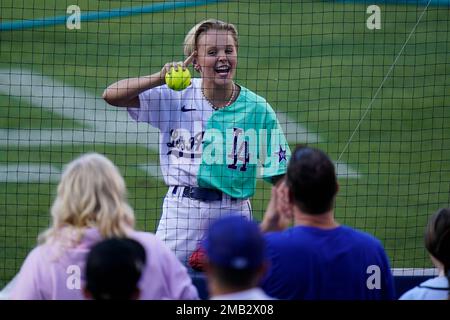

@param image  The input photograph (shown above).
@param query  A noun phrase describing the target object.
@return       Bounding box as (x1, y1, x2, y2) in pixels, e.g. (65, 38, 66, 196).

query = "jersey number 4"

(228, 128, 249, 172)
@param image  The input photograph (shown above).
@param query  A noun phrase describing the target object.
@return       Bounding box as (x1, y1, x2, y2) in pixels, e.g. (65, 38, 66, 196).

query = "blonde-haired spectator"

(10, 153, 198, 300)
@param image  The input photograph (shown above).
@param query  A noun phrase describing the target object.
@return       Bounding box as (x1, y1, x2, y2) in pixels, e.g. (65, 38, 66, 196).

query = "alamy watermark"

(366, 265, 382, 290)
(66, 264, 81, 290)
(367, 5, 381, 30)
(166, 127, 288, 172)
(66, 5, 81, 30)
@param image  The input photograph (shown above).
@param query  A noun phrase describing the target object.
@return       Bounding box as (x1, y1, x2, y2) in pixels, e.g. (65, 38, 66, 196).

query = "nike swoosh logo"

(181, 105, 197, 112)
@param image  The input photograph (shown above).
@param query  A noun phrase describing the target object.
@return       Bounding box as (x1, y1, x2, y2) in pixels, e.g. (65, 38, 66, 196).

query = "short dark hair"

(425, 208, 450, 272)
(286, 145, 338, 214)
(85, 238, 146, 300)
(211, 265, 258, 288)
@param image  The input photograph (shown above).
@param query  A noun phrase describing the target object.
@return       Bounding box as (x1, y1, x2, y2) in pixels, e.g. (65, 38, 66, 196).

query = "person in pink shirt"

(9, 153, 199, 300)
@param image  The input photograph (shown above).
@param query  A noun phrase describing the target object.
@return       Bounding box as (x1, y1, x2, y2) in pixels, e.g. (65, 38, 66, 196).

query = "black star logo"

(277, 145, 287, 163)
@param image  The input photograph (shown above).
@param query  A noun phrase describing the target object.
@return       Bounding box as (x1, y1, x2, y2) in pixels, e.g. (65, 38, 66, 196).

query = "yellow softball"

(165, 67, 191, 91)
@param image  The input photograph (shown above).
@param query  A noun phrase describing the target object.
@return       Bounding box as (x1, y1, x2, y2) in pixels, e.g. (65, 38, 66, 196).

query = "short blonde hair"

(184, 19, 239, 57)
(39, 153, 135, 247)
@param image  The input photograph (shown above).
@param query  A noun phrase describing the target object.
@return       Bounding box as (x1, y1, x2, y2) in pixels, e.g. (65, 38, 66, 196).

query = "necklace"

(201, 84, 236, 111)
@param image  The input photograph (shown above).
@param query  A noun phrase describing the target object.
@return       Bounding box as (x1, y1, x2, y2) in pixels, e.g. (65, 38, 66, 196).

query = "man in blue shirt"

(260, 145, 396, 300)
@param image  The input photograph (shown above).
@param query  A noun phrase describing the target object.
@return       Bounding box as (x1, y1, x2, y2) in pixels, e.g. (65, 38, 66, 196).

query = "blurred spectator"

(203, 216, 273, 300)
(260, 145, 395, 300)
(84, 238, 146, 300)
(400, 208, 450, 300)
(10, 153, 198, 300)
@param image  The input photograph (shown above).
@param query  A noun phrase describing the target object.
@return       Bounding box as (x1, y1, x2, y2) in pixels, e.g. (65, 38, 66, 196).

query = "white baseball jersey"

(127, 78, 290, 268)
(128, 78, 290, 198)
(128, 78, 212, 187)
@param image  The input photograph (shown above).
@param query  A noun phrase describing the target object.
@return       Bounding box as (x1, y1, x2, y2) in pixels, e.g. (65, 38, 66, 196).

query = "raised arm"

(102, 52, 196, 108)
(102, 72, 163, 108)
(260, 182, 293, 233)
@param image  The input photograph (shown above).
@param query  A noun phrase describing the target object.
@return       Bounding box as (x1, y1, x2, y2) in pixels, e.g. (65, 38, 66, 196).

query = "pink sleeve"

(162, 245, 199, 300)
(9, 247, 48, 300)
(131, 232, 199, 300)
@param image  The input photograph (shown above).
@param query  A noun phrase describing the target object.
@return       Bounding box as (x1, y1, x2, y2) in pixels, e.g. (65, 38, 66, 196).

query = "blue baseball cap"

(202, 215, 265, 270)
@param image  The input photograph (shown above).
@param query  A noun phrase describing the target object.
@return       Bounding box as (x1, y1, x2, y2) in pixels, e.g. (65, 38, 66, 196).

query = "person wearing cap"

(83, 238, 146, 300)
(260, 145, 396, 300)
(202, 216, 273, 300)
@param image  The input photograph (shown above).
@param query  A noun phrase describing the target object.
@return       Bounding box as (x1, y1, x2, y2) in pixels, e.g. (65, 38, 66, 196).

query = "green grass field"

(1, 0, 449, 287)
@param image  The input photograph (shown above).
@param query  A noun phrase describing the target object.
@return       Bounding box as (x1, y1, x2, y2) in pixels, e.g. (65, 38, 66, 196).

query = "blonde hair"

(183, 19, 239, 58)
(39, 153, 135, 247)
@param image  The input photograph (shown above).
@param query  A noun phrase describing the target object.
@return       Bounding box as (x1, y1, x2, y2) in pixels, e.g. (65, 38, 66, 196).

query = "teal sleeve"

(260, 109, 291, 183)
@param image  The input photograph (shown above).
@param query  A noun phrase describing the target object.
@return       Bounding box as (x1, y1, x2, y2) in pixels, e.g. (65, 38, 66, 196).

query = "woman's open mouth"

(214, 65, 231, 78)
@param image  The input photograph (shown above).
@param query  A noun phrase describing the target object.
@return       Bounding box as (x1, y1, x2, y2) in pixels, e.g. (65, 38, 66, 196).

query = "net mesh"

(1, 0, 449, 287)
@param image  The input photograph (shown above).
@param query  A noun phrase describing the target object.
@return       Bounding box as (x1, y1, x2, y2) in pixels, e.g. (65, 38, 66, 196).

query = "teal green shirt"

(198, 86, 291, 199)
